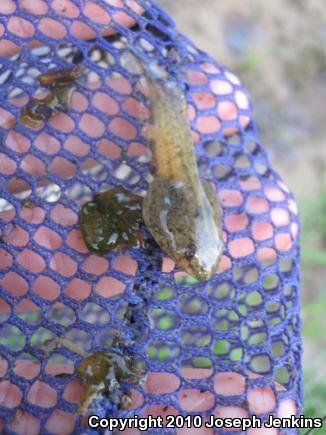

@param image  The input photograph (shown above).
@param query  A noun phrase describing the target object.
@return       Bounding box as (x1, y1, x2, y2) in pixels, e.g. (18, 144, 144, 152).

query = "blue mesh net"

(0, 0, 302, 433)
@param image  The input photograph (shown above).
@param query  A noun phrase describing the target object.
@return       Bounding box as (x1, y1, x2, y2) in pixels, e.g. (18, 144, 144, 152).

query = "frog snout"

(180, 235, 225, 281)
(178, 253, 216, 281)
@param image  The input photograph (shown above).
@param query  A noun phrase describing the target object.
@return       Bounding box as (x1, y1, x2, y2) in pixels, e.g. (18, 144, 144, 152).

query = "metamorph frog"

(142, 74, 224, 281)
(76, 348, 144, 415)
(42, 337, 145, 415)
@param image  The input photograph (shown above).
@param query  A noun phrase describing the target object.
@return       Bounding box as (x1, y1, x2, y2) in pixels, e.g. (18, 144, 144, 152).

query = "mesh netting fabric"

(0, 0, 302, 434)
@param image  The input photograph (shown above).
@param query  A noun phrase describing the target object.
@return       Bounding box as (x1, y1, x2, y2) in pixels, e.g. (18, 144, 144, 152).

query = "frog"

(142, 76, 224, 281)
(76, 348, 145, 415)
(41, 337, 145, 415)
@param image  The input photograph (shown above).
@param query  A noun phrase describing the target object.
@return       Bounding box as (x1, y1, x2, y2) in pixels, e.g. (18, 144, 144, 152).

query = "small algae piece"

(37, 65, 83, 86)
(79, 187, 144, 254)
(20, 65, 83, 129)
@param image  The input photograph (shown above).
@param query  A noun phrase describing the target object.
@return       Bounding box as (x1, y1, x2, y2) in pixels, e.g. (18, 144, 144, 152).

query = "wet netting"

(0, 0, 302, 434)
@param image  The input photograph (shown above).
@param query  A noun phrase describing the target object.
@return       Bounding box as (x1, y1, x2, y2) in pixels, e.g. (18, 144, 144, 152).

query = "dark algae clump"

(79, 188, 144, 254)
(76, 348, 145, 414)
(20, 65, 83, 129)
